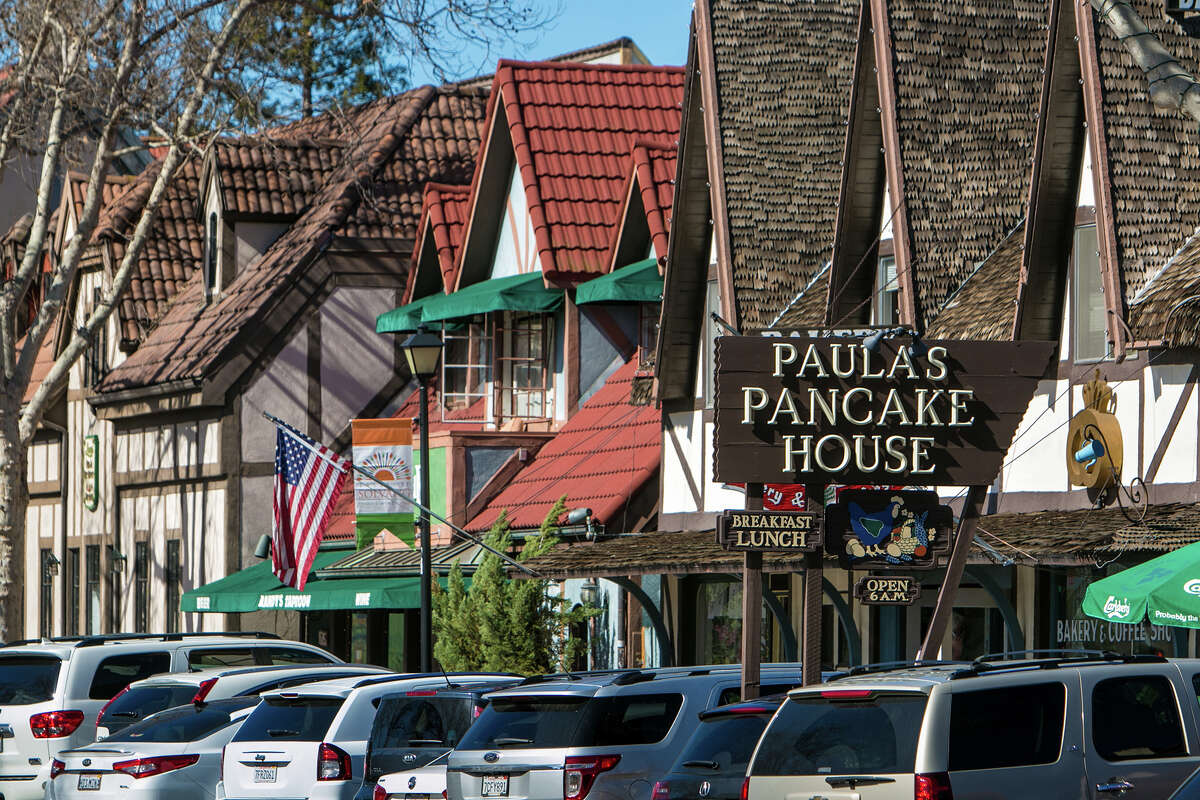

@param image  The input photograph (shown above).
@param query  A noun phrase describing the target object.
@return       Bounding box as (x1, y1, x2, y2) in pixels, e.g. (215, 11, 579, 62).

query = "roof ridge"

(1130, 224, 1200, 307)
(495, 58, 684, 74)
(767, 260, 831, 330)
(932, 218, 1025, 318)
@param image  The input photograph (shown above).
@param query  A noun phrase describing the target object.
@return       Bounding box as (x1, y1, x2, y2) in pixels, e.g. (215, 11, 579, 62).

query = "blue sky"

(408, 0, 694, 85)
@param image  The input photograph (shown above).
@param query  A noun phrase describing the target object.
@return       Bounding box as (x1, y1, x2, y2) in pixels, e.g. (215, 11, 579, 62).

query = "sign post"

(802, 483, 824, 686)
(741, 484, 763, 700)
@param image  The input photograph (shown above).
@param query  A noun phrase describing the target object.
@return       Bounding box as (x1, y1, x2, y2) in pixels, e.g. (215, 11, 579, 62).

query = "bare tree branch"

(1093, 0, 1200, 121)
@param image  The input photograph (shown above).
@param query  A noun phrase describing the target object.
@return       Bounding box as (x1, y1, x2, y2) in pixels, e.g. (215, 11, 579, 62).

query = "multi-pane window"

(134, 541, 149, 633)
(873, 256, 899, 326)
(205, 212, 218, 299)
(66, 547, 80, 636)
(165, 539, 181, 634)
(40, 549, 53, 637)
(86, 545, 100, 635)
(441, 317, 491, 420)
(1074, 225, 1108, 362)
(83, 287, 109, 386)
(495, 311, 551, 422)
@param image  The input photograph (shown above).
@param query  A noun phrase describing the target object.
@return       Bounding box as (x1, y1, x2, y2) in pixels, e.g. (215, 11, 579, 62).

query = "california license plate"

(481, 776, 508, 797)
(77, 775, 101, 791)
(253, 767, 277, 783)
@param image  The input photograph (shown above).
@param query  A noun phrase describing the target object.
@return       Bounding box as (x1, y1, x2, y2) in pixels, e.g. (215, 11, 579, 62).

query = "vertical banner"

(352, 418, 415, 548)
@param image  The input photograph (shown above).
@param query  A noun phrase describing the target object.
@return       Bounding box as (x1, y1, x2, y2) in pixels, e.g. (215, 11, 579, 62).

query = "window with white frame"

(495, 311, 552, 422)
(638, 304, 657, 371)
(873, 255, 899, 326)
(441, 317, 491, 421)
(702, 279, 719, 408)
(1073, 225, 1108, 362)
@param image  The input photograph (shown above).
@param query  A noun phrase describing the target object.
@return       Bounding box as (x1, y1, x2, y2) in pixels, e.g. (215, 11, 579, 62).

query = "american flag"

(273, 425, 350, 590)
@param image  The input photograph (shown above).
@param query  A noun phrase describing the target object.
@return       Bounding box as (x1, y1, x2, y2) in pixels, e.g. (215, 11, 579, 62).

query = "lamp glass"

(400, 328, 444, 379)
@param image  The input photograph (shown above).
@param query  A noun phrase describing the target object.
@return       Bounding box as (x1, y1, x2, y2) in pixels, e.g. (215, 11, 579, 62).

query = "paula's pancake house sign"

(713, 337, 1055, 486)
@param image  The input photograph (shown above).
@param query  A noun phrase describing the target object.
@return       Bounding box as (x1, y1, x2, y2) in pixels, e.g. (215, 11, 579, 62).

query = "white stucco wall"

(490, 166, 539, 279)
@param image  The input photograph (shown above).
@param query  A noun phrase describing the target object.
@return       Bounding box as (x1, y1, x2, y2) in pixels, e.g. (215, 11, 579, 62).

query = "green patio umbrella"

(1082, 541, 1200, 628)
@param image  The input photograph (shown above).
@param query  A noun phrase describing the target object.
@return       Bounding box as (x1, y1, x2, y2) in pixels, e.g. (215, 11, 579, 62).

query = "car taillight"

(914, 772, 954, 800)
(406, 690, 437, 696)
(30, 710, 85, 738)
(564, 755, 619, 800)
(95, 687, 129, 728)
(50, 759, 65, 779)
(318, 742, 352, 781)
(651, 781, 669, 800)
(113, 755, 200, 778)
(373, 782, 388, 800)
(193, 678, 218, 704)
(740, 778, 749, 800)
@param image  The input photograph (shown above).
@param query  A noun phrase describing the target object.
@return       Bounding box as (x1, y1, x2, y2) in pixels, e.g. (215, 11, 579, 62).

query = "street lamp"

(399, 324, 443, 673)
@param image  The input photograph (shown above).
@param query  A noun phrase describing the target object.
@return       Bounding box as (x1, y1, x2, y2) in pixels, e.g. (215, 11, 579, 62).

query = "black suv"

(652, 696, 786, 800)
(356, 679, 523, 800)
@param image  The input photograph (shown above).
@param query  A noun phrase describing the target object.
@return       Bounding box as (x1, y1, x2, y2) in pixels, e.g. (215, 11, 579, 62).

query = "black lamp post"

(399, 324, 443, 672)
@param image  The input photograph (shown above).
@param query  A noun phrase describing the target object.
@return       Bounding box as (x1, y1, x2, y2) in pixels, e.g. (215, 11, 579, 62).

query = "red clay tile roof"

(405, 183, 471, 300)
(608, 139, 676, 271)
(97, 86, 489, 394)
(461, 61, 684, 285)
(324, 491, 356, 542)
(65, 172, 137, 231)
(467, 358, 659, 531)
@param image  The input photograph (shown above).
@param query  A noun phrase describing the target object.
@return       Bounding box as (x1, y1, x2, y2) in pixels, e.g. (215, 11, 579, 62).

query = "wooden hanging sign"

(854, 574, 921, 605)
(716, 509, 823, 552)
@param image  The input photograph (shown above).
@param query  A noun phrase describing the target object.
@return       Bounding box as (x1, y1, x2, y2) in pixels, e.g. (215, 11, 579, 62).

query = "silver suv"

(745, 653, 1200, 800)
(0, 632, 338, 800)
(446, 665, 805, 800)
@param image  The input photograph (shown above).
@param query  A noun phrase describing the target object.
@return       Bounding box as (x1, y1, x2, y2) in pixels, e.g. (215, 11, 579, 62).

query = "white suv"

(0, 632, 338, 800)
(222, 673, 517, 800)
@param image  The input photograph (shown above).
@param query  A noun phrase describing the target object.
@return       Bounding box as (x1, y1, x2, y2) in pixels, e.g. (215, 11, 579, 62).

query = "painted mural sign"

(716, 510, 822, 552)
(351, 418, 415, 547)
(824, 490, 954, 569)
(712, 336, 1055, 485)
(854, 574, 920, 605)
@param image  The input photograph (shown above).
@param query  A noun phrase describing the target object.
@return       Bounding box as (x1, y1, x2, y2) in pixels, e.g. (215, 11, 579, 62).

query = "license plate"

(77, 775, 101, 791)
(481, 776, 508, 797)
(253, 767, 277, 784)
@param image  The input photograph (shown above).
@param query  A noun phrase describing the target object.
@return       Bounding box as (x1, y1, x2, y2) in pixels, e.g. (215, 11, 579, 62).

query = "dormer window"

(873, 254, 899, 325)
(204, 211, 217, 301)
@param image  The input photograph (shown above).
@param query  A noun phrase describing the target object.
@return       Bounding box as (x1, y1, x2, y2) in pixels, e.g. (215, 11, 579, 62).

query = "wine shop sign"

(713, 336, 1055, 486)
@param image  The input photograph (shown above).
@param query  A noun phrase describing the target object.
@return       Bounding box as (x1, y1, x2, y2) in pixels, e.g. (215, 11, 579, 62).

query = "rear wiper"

(491, 737, 533, 746)
(824, 777, 896, 789)
(682, 760, 720, 771)
(267, 729, 300, 737)
(112, 712, 140, 717)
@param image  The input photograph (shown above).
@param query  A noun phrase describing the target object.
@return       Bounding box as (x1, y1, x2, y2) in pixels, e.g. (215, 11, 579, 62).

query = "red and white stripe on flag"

(273, 425, 350, 590)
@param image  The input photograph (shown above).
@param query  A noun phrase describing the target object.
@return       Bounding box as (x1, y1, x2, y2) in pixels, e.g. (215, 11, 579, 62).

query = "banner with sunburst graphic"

(351, 418, 415, 548)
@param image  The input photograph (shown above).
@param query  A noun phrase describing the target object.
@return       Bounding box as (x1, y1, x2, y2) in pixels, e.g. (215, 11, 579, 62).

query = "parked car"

(48, 696, 260, 800)
(1171, 765, 1200, 798)
(221, 672, 520, 800)
(649, 695, 785, 800)
(374, 753, 449, 800)
(445, 664, 805, 800)
(0, 632, 338, 800)
(360, 679, 523, 800)
(745, 653, 1200, 800)
(99, 664, 391, 738)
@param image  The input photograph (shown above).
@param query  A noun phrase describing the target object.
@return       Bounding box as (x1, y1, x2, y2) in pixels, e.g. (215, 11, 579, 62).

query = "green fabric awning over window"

(575, 258, 662, 305)
(180, 549, 453, 613)
(376, 294, 435, 333)
(419, 272, 562, 323)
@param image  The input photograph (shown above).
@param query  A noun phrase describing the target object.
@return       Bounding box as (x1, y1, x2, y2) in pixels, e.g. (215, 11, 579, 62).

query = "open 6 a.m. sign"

(713, 337, 1055, 486)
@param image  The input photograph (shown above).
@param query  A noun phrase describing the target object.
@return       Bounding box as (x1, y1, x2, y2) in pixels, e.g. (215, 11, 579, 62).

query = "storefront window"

(442, 318, 490, 420)
(693, 581, 776, 665)
(1054, 569, 1180, 656)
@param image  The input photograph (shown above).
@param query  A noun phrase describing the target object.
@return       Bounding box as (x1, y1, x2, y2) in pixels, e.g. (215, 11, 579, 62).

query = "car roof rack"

(948, 650, 1167, 680)
(352, 672, 522, 690)
(825, 660, 970, 682)
(2, 631, 282, 649)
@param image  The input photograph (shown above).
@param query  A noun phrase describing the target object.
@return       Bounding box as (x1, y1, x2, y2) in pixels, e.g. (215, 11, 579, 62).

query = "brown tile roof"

(769, 262, 831, 332)
(885, 0, 1044, 329)
(208, 138, 346, 218)
(706, 0, 858, 331)
(97, 86, 488, 393)
(925, 222, 1024, 340)
(1128, 227, 1200, 345)
(1091, 0, 1200, 310)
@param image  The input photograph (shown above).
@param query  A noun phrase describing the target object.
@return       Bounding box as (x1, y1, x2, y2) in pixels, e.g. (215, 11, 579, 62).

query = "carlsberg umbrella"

(1082, 541, 1200, 628)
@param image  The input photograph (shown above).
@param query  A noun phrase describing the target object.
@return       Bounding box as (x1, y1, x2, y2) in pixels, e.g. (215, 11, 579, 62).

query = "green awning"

(376, 294, 436, 333)
(419, 272, 562, 323)
(181, 549, 453, 613)
(576, 258, 663, 305)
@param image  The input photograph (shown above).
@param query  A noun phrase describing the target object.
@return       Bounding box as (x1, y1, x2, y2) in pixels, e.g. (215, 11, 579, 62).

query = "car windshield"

(106, 698, 258, 743)
(232, 697, 343, 742)
(0, 655, 61, 704)
(459, 693, 683, 749)
(751, 693, 927, 776)
(101, 685, 199, 728)
(675, 713, 774, 775)
(372, 696, 476, 750)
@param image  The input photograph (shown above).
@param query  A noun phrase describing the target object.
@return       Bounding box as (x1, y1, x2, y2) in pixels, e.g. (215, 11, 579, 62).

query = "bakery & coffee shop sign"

(713, 336, 1056, 486)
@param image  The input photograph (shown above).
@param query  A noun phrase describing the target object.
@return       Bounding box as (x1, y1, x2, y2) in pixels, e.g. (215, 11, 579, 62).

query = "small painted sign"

(716, 510, 823, 552)
(854, 575, 921, 605)
(82, 435, 99, 511)
(824, 489, 954, 569)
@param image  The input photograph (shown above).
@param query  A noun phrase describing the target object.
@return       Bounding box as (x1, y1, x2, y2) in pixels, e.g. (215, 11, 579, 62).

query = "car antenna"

(440, 667, 456, 689)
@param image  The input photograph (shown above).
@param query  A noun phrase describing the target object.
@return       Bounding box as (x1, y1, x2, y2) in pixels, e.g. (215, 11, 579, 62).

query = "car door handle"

(1096, 778, 1134, 794)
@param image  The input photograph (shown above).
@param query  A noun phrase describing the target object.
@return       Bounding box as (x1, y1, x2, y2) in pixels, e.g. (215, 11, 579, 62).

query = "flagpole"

(263, 412, 539, 577)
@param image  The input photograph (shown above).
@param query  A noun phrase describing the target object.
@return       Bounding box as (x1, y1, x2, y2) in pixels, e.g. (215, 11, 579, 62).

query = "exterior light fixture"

(108, 547, 127, 575)
(253, 534, 272, 559)
(399, 325, 444, 380)
(580, 578, 601, 605)
(44, 552, 61, 578)
(907, 333, 929, 359)
(565, 508, 593, 525)
(863, 328, 887, 353)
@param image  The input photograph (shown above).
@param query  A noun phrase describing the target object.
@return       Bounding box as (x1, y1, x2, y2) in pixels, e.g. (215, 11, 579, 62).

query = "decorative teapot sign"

(1066, 370, 1123, 492)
